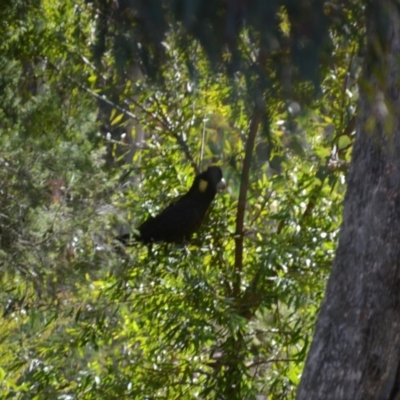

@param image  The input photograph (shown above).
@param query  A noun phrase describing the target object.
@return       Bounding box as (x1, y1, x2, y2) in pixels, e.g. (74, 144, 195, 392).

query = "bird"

(117, 166, 226, 245)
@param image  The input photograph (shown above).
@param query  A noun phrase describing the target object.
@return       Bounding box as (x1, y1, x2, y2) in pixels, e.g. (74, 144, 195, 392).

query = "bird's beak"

(217, 178, 226, 192)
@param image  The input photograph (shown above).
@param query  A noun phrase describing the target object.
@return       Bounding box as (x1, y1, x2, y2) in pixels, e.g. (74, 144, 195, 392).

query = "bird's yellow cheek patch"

(199, 179, 208, 192)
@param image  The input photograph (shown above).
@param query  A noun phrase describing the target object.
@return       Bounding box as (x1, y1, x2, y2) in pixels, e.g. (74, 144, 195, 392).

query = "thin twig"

(46, 59, 140, 122)
(48, 58, 199, 172)
(152, 95, 199, 173)
(200, 114, 207, 170)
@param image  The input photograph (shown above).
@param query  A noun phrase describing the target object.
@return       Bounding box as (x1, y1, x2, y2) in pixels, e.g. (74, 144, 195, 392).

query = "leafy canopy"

(0, 0, 360, 398)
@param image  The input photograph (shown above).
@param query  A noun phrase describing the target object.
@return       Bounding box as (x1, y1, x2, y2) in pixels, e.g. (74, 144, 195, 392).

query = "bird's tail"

(115, 231, 141, 246)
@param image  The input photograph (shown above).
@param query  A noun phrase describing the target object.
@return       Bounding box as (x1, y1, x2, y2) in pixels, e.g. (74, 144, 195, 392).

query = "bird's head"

(197, 166, 226, 195)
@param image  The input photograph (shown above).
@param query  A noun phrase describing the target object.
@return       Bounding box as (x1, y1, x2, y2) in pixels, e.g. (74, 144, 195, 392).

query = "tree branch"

(233, 105, 263, 297)
(47, 57, 198, 172)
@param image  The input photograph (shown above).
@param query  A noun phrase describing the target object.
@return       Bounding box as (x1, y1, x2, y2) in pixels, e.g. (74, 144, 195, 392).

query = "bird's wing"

(138, 198, 204, 243)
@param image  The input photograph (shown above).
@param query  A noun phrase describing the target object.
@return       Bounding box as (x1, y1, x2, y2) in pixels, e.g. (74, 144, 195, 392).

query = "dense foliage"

(0, 1, 361, 398)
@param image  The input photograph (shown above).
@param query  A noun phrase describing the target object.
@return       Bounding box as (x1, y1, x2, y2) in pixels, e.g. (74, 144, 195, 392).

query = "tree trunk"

(297, 2, 400, 399)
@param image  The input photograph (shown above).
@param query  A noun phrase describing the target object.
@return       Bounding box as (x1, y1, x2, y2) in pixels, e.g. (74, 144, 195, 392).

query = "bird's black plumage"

(117, 166, 225, 244)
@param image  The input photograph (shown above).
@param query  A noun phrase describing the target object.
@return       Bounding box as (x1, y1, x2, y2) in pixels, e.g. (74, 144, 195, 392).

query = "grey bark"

(297, 2, 400, 399)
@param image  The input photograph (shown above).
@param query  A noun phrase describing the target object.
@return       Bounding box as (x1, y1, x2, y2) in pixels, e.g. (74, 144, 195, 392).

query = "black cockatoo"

(117, 166, 225, 244)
